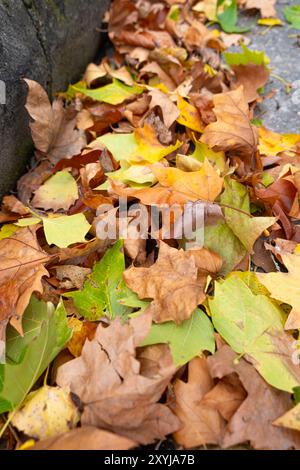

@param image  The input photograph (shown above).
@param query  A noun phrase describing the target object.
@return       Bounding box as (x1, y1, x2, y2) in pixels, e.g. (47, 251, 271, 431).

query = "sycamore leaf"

(43, 214, 91, 248)
(201, 87, 259, 162)
(10, 386, 80, 440)
(0, 224, 18, 240)
(67, 318, 97, 357)
(123, 241, 222, 324)
(204, 220, 247, 275)
(31, 427, 137, 451)
(217, 0, 250, 33)
(152, 160, 224, 202)
(190, 142, 226, 173)
(107, 162, 157, 187)
(284, 6, 300, 30)
(57, 315, 180, 445)
(24, 79, 86, 164)
(208, 345, 300, 450)
(69, 79, 144, 105)
(209, 276, 300, 393)
(0, 227, 50, 357)
(224, 44, 270, 67)
(32, 171, 79, 212)
(231, 64, 269, 103)
(0, 298, 72, 413)
(176, 95, 204, 132)
(66, 240, 128, 320)
(245, 0, 277, 18)
(258, 127, 300, 156)
(274, 402, 300, 432)
(97, 123, 181, 164)
(257, 253, 300, 330)
(193, 0, 218, 21)
(221, 179, 276, 253)
(172, 357, 225, 448)
(142, 308, 215, 366)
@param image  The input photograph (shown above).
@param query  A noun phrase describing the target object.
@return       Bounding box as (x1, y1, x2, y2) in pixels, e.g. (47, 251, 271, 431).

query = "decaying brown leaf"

(123, 241, 222, 324)
(201, 87, 258, 165)
(24, 79, 86, 164)
(57, 313, 180, 444)
(0, 227, 49, 352)
(32, 426, 137, 450)
(208, 346, 300, 450)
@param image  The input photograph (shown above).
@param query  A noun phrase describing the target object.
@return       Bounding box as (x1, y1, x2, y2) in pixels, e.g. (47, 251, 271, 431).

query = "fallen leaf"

(124, 241, 222, 324)
(152, 160, 224, 202)
(201, 87, 258, 164)
(245, 0, 277, 18)
(231, 64, 269, 103)
(67, 317, 97, 357)
(54, 265, 92, 290)
(176, 95, 204, 132)
(209, 276, 300, 392)
(32, 171, 79, 212)
(43, 214, 91, 249)
(0, 227, 49, 350)
(10, 386, 80, 440)
(142, 308, 215, 366)
(97, 123, 181, 164)
(257, 253, 300, 330)
(0, 298, 71, 412)
(69, 79, 143, 105)
(66, 240, 128, 320)
(148, 89, 180, 128)
(24, 79, 86, 164)
(221, 178, 276, 253)
(32, 427, 137, 450)
(274, 402, 300, 432)
(57, 314, 180, 444)
(208, 345, 300, 450)
(172, 357, 225, 448)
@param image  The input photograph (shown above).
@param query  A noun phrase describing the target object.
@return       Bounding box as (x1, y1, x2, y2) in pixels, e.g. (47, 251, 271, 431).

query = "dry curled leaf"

(123, 241, 222, 324)
(24, 79, 86, 164)
(201, 87, 258, 165)
(0, 227, 49, 352)
(57, 313, 180, 444)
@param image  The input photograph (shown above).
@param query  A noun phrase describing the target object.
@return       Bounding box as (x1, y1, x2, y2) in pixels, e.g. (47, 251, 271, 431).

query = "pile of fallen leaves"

(2, 0, 300, 451)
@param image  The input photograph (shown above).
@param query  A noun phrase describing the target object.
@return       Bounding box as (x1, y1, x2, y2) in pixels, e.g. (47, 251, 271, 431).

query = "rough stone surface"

(0, 0, 109, 197)
(237, 0, 300, 133)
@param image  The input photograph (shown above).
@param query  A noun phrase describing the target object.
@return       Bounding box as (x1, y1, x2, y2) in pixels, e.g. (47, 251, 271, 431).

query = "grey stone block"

(0, 0, 110, 198)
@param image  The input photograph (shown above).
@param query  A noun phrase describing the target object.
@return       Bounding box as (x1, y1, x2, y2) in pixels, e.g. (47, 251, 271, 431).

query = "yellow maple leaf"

(152, 159, 224, 202)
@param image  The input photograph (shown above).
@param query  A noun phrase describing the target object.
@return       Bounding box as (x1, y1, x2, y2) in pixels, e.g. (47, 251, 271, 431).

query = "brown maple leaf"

(208, 346, 300, 450)
(57, 313, 180, 445)
(123, 241, 222, 324)
(32, 426, 137, 451)
(24, 79, 86, 164)
(172, 357, 225, 448)
(231, 64, 270, 103)
(0, 227, 50, 356)
(201, 87, 258, 165)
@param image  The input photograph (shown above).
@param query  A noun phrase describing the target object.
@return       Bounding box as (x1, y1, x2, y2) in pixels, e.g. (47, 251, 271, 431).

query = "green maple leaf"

(142, 309, 215, 366)
(66, 240, 128, 320)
